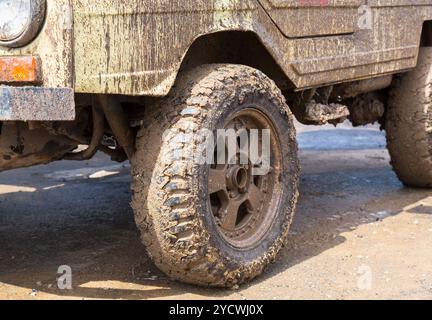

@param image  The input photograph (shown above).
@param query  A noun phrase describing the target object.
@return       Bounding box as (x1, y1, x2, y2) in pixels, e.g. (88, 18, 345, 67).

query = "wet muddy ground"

(0, 123, 431, 300)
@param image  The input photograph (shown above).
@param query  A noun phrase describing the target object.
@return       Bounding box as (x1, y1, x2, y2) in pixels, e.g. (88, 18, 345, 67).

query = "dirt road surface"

(0, 123, 431, 300)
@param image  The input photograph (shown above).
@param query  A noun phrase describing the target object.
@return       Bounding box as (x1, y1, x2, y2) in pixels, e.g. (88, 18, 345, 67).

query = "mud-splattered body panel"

(73, 0, 256, 95)
(72, 0, 432, 96)
(259, 0, 364, 37)
(0, 1, 431, 97)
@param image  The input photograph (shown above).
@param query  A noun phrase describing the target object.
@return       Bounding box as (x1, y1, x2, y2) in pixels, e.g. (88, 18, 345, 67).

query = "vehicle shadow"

(0, 148, 430, 300)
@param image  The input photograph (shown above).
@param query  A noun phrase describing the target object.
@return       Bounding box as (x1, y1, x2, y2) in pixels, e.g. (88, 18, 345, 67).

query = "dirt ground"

(0, 122, 431, 300)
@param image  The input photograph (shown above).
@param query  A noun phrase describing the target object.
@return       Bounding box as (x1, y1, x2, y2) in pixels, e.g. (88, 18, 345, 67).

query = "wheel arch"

(177, 30, 295, 92)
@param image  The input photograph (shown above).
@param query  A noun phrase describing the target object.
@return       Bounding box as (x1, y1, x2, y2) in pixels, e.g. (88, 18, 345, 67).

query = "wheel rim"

(208, 108, 282, 249)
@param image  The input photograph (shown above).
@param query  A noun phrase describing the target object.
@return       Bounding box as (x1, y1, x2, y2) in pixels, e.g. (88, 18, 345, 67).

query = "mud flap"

(0, 86, 75, 121)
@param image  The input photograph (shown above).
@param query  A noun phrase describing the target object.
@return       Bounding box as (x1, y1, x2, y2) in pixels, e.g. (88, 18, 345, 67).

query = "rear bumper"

(0, 86, 75, 121)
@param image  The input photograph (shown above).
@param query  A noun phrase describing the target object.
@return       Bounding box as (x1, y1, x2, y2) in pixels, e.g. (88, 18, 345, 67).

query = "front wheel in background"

(131, 64, 300, 287)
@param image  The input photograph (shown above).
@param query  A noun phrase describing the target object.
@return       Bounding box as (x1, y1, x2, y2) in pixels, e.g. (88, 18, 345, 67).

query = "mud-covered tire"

(386, 47, 432, 188)
(131, 64, 299, 287)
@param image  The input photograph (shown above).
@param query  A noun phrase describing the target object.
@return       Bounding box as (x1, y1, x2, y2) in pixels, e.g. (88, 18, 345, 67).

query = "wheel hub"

(226, 165, 249, 195)
(208, 108, 281, 249)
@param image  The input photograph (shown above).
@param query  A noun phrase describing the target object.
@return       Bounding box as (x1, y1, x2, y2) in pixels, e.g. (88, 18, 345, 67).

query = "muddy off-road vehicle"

(0, 0, 432, 287)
